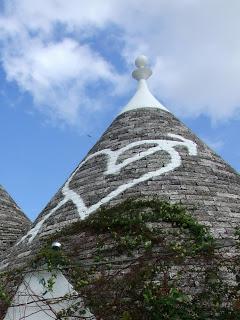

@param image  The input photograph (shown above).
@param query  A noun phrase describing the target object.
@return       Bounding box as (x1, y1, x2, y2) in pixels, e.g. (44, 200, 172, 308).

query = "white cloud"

(112, 0, 240, 120)
(2, 38, 114, 123)
(0, 0, 240, 126)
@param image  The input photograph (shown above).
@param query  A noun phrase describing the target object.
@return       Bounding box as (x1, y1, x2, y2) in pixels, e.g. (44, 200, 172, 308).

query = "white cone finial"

(119, 55, 169, 114)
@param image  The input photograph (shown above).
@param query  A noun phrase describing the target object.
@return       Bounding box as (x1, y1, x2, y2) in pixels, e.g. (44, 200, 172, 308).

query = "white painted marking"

(0, 262, 9, 271)
(17, 134, 197, 245)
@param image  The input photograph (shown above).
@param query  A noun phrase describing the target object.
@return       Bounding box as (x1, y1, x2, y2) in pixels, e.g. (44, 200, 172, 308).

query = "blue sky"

(0, 0, 239, 221)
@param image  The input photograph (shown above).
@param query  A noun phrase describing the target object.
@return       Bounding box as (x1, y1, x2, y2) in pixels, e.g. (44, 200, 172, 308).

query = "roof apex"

(120, 55, 169, 114)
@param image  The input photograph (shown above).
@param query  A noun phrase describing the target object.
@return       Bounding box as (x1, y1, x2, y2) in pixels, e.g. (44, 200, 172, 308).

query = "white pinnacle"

(120, 55, 169, 114)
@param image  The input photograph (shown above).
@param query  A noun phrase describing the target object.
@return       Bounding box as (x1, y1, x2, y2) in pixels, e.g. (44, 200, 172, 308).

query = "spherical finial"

(135, 55, 149, 68)
(132, 55, 152, 81)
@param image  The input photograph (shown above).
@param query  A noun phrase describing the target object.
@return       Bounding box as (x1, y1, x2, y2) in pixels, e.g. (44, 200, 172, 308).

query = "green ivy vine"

(1, 198, 240, 320)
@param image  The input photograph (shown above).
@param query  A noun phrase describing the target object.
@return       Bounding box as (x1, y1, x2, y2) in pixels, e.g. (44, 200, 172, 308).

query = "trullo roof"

(0, 184, 31, 257)
(1, 55, 239, 269)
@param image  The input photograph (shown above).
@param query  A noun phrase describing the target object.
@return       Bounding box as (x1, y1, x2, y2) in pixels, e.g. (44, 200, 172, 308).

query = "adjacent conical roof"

(0, 184, 31, 256)
(1, 55, 239, 270)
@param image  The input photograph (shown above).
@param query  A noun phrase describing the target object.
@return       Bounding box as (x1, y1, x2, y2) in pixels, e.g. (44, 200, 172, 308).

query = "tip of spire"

(135, 55, 149, 68)
(132, 55, 152, 81)
(119, 55, 169, 115)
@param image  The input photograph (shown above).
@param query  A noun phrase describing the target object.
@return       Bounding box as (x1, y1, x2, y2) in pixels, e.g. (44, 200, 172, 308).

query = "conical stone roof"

(1, 55, 239, 271)
(1, 55, 240, 320)
(0, 184, 31, 256)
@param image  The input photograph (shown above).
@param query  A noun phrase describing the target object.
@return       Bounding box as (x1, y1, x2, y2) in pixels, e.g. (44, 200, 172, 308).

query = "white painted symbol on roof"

(17, 134, 197, 245)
